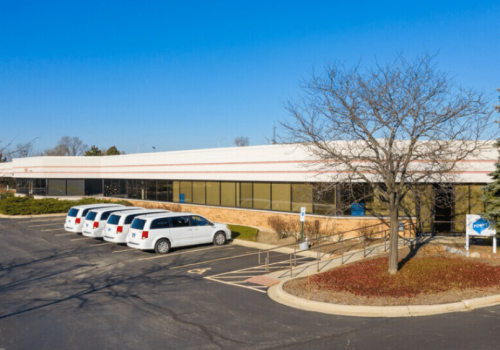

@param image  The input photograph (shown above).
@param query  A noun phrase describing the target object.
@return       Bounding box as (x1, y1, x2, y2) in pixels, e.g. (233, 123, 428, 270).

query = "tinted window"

(108, 214, 121, 225)
(150, 218, 171, 230)
(101, 211, 114, 220)
(86, 211, 97, 221)
(190, 216, 209, 226)
(82, 209, 91, 217)
(125, 212, 163, 225)
(68, 208, 79, 217)
(131, 219, 146, 230)
(171, 216, 190, 228)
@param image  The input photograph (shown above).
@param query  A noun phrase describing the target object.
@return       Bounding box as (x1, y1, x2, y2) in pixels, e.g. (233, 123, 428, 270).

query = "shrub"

(0, 196, 132, 215)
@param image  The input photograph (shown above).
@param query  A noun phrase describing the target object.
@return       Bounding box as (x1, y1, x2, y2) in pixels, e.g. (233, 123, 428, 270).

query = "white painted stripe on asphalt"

(204, 276, 266, 294)
(169, 251, 258, 269)
(112, 248, 137, 253)
(29, 223, 64, 227)
(138, 245, 235, 261)
(41, 228, 66, 231)
(71, 237, 93, 241)
(55, 233, 77, 236)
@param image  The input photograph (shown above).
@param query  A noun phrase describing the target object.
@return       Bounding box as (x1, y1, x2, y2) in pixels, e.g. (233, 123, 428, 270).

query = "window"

(150, 218, 171, 229)
(292, 183, 313, 213)
(131, 219, 146, 230)
(67, 180, 85, 196)
(272, 183, 291, 212)
(221, 182, 236, 207)
(48, 179, 66, 196)
(313, 184, 335, 215)
(86, 211, 97, 221)
(125, 213, 144, 225)
(68, 208, 79, 217)
(190, 216, 209, 226)
(253, 183, 271, 210)
(108, 214, 121, 225)
(206, 181, 220, 206)
(171, 216, 190, 227)
(157, 180, 173, 202)
(180, 181, 193, 203)
(146, 180, 157, 201)
(239, 182, 252, 208)
(101, 211, 115, 221)
(193, 181, 206, 204)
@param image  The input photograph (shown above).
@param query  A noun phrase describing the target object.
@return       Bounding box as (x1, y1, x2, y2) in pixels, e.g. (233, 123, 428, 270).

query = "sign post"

(466, 215, 497, 254)
(300, 207, 306, 242)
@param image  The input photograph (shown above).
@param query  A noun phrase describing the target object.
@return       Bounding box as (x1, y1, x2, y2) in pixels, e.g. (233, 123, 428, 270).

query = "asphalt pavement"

(1, 217, 499, 349)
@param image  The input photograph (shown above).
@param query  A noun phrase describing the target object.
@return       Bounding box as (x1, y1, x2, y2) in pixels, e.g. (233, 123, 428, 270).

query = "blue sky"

(1, 0, 499, 154)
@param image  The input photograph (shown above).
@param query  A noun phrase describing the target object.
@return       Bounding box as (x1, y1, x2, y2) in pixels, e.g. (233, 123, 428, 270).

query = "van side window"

(171, 216, 190, 228)
(125, 213, 141, 225)
(190, 216, 209, 226)
(151, 218, 171, 230)
(101, 212, 113, 220)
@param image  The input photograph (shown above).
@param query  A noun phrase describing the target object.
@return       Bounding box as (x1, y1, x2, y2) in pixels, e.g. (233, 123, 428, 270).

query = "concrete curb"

(0, 213, 67, 219)
(230, 239, 319, 258)
(268, 279, 500, 317)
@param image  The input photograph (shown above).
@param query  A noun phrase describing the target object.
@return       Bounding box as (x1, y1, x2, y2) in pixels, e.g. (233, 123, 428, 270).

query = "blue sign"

(351, 202, 365, 216)
(180, 194, 185, 203)
(473, 218, 489, 234)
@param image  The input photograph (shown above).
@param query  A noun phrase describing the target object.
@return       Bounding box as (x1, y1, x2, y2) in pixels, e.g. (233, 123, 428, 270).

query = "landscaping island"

(283, 243, 500, 306)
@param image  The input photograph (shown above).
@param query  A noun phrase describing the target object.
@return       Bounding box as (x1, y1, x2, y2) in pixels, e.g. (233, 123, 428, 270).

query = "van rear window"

(108, 214, 121, 225)
(68, 208, 79, 217)
(131, 219, 146, 230)
(86, 211, 97, 221)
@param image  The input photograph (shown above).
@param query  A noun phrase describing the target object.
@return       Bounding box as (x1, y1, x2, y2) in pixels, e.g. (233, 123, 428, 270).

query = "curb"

(0, 213, 67, 219)
(230, 239, 319, 258)
(268, 279, 500, 317)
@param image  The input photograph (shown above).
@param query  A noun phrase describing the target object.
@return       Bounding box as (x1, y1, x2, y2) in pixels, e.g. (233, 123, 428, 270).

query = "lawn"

(228, 224, 259, 241)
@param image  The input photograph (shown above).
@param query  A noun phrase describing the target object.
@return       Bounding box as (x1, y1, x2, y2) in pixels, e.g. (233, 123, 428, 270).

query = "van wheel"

(213, 232, 226, 246)
(155, 239, 170, 254)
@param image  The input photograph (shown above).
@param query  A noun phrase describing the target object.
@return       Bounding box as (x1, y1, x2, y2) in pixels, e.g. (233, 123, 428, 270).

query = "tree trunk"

(388, 205, 399, 274)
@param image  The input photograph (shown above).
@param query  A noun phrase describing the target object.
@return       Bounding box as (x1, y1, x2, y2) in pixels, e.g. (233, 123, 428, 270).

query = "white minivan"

(64, 204, 125, 233)
(126, 212, 231, 254)
(82, 206, 140, 239)
(103, 209, 169, 244)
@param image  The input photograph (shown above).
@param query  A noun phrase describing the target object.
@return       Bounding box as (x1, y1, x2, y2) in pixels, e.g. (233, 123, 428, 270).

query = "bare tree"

(45, 136, 88, 156)
(283, 53, 493, 274)
(234, 136, 250, 147)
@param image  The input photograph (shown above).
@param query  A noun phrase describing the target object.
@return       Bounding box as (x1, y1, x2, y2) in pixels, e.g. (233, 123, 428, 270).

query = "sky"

(0, 0, 499, 155)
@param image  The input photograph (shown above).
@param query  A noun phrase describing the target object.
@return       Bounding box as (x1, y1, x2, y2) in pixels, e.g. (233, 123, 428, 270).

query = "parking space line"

(112, 248, 137, 253)
(138, 245, 235, 261)
(169, 251, 259, 269)
(55, 233, 77, 236)
(71, 237, 93, 241)
(29, 223, 64, 227)
(41, 228, 66, 232)
(89, 242, 114, 247)
(204, 276, 266, 294)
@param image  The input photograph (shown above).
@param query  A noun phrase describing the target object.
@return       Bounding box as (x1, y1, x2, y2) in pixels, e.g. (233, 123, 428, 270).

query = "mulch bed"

(283, 243, 500, 306)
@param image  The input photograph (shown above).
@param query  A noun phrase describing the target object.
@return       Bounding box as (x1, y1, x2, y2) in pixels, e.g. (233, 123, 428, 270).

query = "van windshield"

(108, 214, 121, 225)
(131, 219, 146, 230)
(86, 212, 97, 221)
(68, 208, 79, 217)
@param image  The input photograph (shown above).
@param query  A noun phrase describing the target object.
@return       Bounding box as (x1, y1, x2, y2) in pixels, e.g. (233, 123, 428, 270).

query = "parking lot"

(1, 217, 500, 349)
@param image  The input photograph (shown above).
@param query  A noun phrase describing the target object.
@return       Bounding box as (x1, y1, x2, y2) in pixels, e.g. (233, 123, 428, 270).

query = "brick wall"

(114, 198, 413, 238)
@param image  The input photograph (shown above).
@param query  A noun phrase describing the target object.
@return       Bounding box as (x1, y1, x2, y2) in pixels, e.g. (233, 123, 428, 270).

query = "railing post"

(258, 250, 261, 265)
(290, 255, 293, 277)
(294, 243, 297, 267)
(363, 233, 366, 258)
(341, 237, 344, 264)
(317, 243, 320, 272)
(265, 256, 269, 273)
